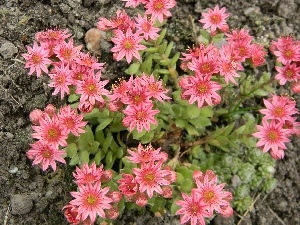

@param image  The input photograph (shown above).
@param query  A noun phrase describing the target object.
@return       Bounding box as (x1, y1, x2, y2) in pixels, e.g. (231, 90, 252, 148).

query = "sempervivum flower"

(76, 70, 110, 105)
(48, 62, 74, 99)
(117, 173, 138, 197)
(144, 0, 176, 24)
(275, 63, 300, 85)
(134, 13, 161, 40)
(32, 114, 68, 147)
(111, 28, 146, 63)
(133, 160, 172, 198)
(69, 181, 112, 223)
(26, 141, 66, 171)
(53, 39, 82, 64)
(273, 42, 300, 65)
(176, 189, 211, 225)
(180, 74, 222, 108)
(58, 105, 87, 136)
(195, 176, 232, 217)
(126, 143, 168, 164)
(259, 95, 298, 123)
(22, 41, 52, 77)
(73, 162, 103, 185)
(122, 102, 159, 133)
(252, 120, 291, 155)
(199, 5, 229, 33)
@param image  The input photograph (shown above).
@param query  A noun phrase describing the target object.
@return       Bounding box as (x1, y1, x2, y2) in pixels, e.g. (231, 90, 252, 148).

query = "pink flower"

(122, 0, 147, 8)
(26, 141, 66, 171)
(259, 95, 298, 123)
(252, 120, 290, 154)
(275, 63, 300, 85)
(97, 9, 133, 32)
(180, 74, 222, 108)
(134, 13, 161, 40)
(126, 143, 167, 164)
(76, 71, 110, 105)
(199, 5, 229, 33)
(117, 173, 138, 197)
(75, 52, 105, 71)
(22, 41, 52, 77)
(250, 43, 267, 67)
(273, 42, 300, 65)
(73, 162, 103, 185)
(176, 189, 211, 225)
(195, 176, 232, 217)
(32, 114, 68, 147)
(111, 28, 146, 63)
(69, 181, 112, 223)
(53, 39, 82, 63)
(144, 0, 176, 23)
(135, 192, 148, 207)
(29, 109, 44, 125)
(48, 62, 73, 99)
(122, 103, 159, 132)
(133, 160, 172, 198)
(218, 45, 243, 85)
(225, 29, 253, 45)
(187, 50, 220, 76)
(35, 28, 72, 43)
(141, 73, 170, 102)
(291, 80, 300, 93)
(58, 105, 87, 136)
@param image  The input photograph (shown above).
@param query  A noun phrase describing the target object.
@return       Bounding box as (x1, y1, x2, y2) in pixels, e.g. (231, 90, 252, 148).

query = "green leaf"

(175, 118, 187, 128)
(97, 118, 113, 130)
(253, 89, 269, 96)
(155, 28, 167, 45)
(68, 94, 79, 103)
(140, 56, 153, 75)
(79, 150, 90, 164)
(170, 201, 180, 215)
(158, 41, 168, 54)
(78, 125, 94, 151)
(186, 105, 200, 119)
(69, 154, 80, 166)
(144, 47, 159, 53)
(199, 106, 213, 117)
(157, 69, 170, 75)
(185, 124, 199, 136)
(159, 59, 170, 66)
(95, 127, 105, 143)
(94, 151, 103, 165)
(125, 63, 140, 75)
(164, 41, 174, 57)
(65, 143, 78, 158)
(207, 139, 220, 147)
(88, 141, 100, 154)
(170, 52, 180, 67)
(179, 178, 193, 193)
(103, 133, 113, 152)
(198, 116, 211, 127)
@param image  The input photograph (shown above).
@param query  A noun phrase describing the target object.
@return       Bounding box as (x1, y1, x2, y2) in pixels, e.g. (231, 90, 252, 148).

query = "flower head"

(111, 28, 146, 63)
(32, 114, 68, 147)
(73, 162, 103, 185)
(26, 141, 66, 171)
(117, 173, 138, 197)
(199, 5, 229, 33)
(133, 160, 172, 198)
(176, 189, 211, 225)
(122, 103, 159, 132)
(275, 63, 300, 85)
(22, 41, 52, 77)
(134, 13, 161, 40)
(69, 181, 112, 223)
(180, 74, 222, 108)
(145, 0, 176, 23)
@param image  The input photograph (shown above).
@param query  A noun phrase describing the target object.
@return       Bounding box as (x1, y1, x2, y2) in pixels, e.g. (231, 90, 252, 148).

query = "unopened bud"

(78, 101, 94, 113)
(135, 192, 148, 207)
(106, 207, 119, 220)
(101, 170, 113, 182)
(29, 109, 44, 125)
(44, 104, 56, 117)
(108, 191, 123, 203)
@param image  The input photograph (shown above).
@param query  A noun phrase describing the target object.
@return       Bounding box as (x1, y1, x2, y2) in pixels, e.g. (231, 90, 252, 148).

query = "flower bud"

(101, 170, 113, 182)
(29, 109, 44, 125)
(135, 192, 148, 207)
(161, 186, 172, 198)
(106, 207, 119, 220)
(108, 191, 123, 203)
(44, 104, 56, 117)
(291, 80, 300, 94)
(78, 101, 94, 113)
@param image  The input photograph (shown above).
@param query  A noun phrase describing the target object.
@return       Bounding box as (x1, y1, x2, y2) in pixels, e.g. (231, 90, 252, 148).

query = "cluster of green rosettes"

(22, 0, 300, 224)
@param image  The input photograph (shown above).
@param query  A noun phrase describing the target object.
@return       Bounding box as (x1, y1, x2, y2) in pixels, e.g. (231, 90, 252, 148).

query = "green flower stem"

(229, 77, 275, 114)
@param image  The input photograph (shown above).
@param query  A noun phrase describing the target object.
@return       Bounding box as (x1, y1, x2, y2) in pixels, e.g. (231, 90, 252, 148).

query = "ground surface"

(0, 0, 299, 225)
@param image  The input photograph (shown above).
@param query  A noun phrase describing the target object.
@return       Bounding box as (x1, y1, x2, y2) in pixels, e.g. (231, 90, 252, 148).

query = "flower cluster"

(64, 162, 120, 224)
(109, 73, 170, 132)
(180, 5, 267, 108)
(252, 95, 299, 159)
(27, 105, 86, 171)
(118, 143, 176, 206)
(176, 170, 233, 225)
(22, 28, 110, 112)
(270, 36, 300, 92)
(97, 0, 176, 63)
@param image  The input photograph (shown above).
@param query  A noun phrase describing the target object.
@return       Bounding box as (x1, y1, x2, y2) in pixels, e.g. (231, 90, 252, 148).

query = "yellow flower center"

(211, 15, 221, 24)
(123, 40, 133, 50)
(47, 128, 58, 140)
(42, 149, 52, 158)
(136, 111, 146, 120)
(285, 69, 294, 78)
(267, 130, 278, 141)
(154, 0, 164, 10)
(197, 83, 208, 94)
(32, 54, 42, 64)
(203, 190, 214, 203)
(274, 107, 284, 117)
(86, 194, 96, 205)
